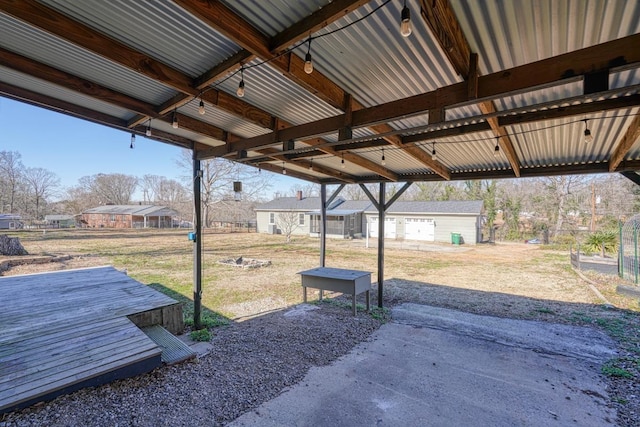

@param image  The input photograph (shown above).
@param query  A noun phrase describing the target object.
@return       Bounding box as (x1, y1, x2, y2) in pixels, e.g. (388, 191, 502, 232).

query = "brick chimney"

(296, 190, 303, 200)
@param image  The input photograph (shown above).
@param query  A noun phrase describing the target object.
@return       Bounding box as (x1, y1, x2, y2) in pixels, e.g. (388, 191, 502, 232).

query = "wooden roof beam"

(177, 0, 447, 179)
(0, 47, 157, 118)
(609, 114, 640, 171)
(252, 148, 357, 183)
(0, 0, 196, 96)
(420, 0, 521, 177)
(0, 81, 198, 150)
(478, 101, 521, 177)
(270, 0, 372, 52)
(207, 35, 640, 155)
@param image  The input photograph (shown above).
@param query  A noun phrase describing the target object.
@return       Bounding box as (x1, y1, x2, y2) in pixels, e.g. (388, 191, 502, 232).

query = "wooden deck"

(0, 266, 184, 413)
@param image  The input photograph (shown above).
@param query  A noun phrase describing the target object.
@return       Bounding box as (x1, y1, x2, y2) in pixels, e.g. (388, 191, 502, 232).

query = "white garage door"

(405, 218, 435, 241)
(369, 217, 396, 238)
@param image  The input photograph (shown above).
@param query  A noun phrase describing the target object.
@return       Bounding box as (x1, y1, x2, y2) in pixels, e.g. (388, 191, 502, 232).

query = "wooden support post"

(320, 184, 327, 268)
(377, 182, 385, 308)
(192, 151, 202, 330)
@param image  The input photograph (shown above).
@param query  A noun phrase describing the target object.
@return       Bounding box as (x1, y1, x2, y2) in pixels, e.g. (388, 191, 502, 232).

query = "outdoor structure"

(0, 0, 638, 339)
(257, 195, 483, 244)
(44, 214, 76, 228)
(0, 214, 22, 230)
(364, 200, 484, 244)
(620, 213, 640, 284)
(81, 205, 177, 229)
(0, 266, 193, 413)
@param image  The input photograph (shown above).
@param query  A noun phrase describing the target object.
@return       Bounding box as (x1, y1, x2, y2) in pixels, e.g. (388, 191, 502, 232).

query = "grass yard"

(2, 228, 639, 424)
(2, 228, 638, 322)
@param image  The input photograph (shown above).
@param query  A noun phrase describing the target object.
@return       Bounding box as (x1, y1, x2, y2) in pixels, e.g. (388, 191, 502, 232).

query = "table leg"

(366, 290, 370, 313)
(352, 293, 356, 316)
(319, 289, 323, 301)
(303, 286, 307, 303)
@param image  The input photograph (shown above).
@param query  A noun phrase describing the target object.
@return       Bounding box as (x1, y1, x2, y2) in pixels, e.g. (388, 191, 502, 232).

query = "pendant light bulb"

(198, 99, 205, 115)
(494, 143, 500, 157)
(304, 37, 313, 74)
(341, 154, 345, 169)
(145, 121, 152, 137)
(282, 162, 287, 175)
(400, 2, 412, 38)
(237, 68, 245, 98)
(309, 159, 314, 171)
(172, 110, 178, 129)
(304, 52, 314, 74)
(431, 143, 437, 161)
(237, 80, 245, 98)
(130, 133, 135, 149)
(381, 148, 386, 166)
(583, 119, 594, 144)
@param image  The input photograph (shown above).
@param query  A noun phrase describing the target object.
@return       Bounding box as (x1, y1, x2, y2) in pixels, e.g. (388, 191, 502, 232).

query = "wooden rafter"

(0, 81, 200, 150)
(0, 0, 195, 95)
(0, 47, 157, 118)
(251, 148, 357, 183)
(270, 0, 372, 52)
(420, 0, 471, 78)
(203, 34, 640, 157)
(420, 0, 521, 177)
(0, 0, 360, 182)
(609, 114, 640, 171)
(174, 0, 450, 179)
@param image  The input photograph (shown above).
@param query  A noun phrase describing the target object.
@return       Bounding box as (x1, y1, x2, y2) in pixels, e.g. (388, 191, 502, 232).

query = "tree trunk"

(0, 235, 28, 256)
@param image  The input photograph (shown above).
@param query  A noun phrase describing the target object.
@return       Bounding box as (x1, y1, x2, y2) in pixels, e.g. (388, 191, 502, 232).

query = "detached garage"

(364, 200, 484, 245)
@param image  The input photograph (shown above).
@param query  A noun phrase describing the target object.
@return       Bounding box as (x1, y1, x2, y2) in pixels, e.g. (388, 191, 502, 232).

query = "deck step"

(142, 325, 196, 364)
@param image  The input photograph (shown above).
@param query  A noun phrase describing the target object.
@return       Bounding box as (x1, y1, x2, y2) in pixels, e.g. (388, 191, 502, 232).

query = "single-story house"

(82, 205, 178, 229)
(44, 214, 77, 228)
(0, 214, 23, 230)
(255, 194, 484, 244)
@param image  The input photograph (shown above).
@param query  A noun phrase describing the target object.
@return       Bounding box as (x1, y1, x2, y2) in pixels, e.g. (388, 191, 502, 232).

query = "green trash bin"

(451, 232, 461, 245)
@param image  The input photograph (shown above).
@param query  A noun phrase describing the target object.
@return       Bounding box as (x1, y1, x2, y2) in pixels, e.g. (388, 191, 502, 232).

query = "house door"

(369, 217, 396, 238)
(405, 218, 435, 241)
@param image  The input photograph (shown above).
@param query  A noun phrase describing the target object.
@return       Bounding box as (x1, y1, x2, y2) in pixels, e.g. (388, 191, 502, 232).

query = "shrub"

(582, 231, 618, 256)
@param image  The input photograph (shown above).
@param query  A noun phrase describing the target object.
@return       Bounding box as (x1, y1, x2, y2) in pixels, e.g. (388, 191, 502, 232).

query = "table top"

(298, 267, 371, 280)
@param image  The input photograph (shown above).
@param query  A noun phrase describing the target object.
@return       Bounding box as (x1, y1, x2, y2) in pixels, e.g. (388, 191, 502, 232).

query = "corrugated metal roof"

(222, 0, 330, 37)
(451, 0, 640, 75)
(297, 0, 462, 107)
(83, 205, 177, 216)
(0, 12, 176, 106)
(40, 0, 241, 77)
(215, 58, 342, 126)
(255, 196, 343, 211)
(0, 66, 135, 120)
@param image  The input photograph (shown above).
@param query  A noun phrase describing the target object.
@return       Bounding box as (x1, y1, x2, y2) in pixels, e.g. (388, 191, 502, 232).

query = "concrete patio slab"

(229, 303, 617, 427)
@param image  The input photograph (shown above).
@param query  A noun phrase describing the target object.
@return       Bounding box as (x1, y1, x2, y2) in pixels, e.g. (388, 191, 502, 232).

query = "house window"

(110, 214, 116, 221)
(269, 213, 275, 224)
(299, 214, 305, 225)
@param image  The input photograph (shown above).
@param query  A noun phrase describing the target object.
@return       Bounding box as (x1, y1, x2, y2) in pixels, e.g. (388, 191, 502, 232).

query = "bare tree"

(0, 151, 25, 213)
(177, 150, 273, 227)
(77, 173, 138, 205)
(23, 167, 60, 219)
(277, 210, 300, 243)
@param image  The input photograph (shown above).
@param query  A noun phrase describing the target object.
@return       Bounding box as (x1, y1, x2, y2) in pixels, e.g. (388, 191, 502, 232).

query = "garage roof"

(0, 0, 638, 184)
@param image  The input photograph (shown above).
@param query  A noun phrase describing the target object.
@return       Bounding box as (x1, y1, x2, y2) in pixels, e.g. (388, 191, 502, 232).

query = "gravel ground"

(1, 302, 383, 427)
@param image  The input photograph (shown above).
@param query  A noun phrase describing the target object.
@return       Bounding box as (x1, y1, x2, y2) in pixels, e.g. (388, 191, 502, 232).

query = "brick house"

(81, 205, 177, 229)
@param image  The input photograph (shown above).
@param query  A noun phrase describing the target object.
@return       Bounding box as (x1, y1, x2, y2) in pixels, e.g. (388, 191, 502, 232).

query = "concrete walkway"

(229, 304, 617, 427)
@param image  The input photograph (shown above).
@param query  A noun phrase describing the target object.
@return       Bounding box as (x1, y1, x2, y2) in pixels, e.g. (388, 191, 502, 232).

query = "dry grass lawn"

(2, 228, 639, 425)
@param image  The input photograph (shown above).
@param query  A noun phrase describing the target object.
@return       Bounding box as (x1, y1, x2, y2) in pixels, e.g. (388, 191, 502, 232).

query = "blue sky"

(0, 97, 302, 198)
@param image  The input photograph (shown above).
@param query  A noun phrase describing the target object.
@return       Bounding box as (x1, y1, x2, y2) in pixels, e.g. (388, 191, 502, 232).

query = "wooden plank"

(0, 266, 183, 413)
(609, 114, 640, 171)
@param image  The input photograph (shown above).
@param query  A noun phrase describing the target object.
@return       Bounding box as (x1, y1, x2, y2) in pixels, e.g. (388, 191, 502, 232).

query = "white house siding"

(256, 211, 310, 236)
(364, 213, 481, 245)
